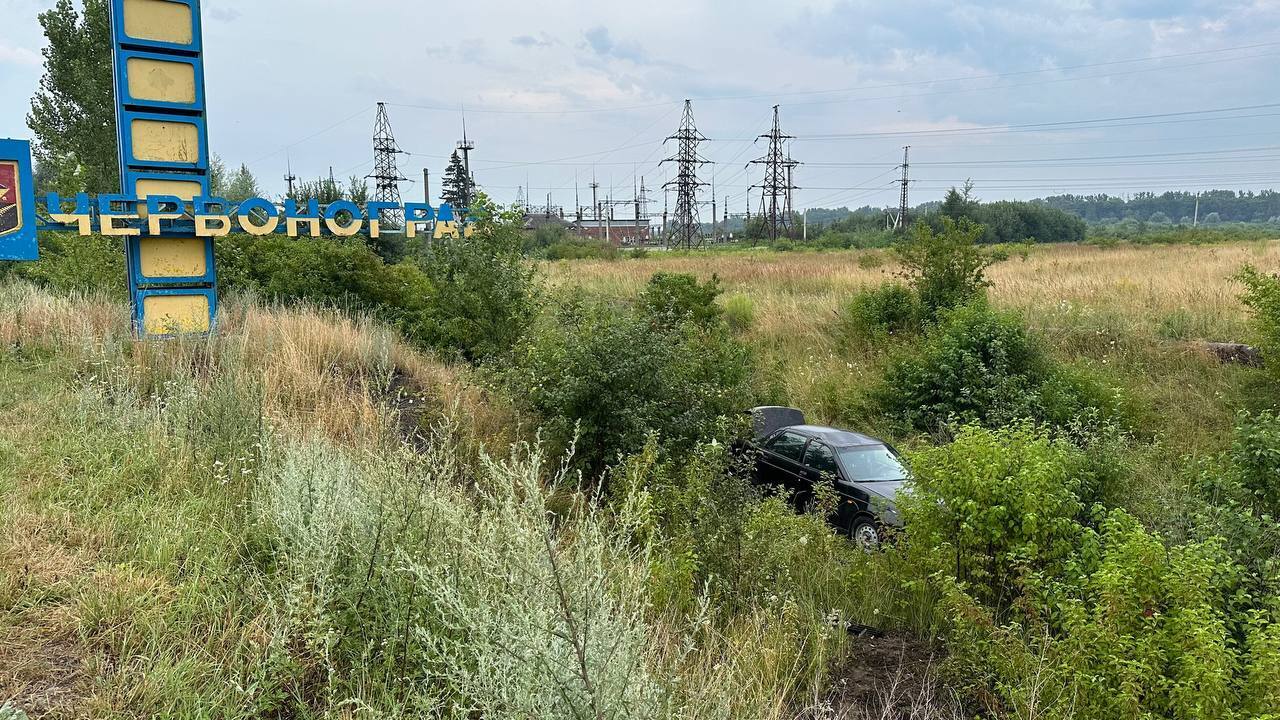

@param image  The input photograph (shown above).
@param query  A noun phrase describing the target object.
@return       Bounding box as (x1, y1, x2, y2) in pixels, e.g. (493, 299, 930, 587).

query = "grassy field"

(550, 242, 1277, 347)
(552, 241, 1276, 432)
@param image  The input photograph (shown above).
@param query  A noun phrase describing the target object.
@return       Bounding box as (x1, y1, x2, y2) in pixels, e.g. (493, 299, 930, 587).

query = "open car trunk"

(748, 406, 806, 439)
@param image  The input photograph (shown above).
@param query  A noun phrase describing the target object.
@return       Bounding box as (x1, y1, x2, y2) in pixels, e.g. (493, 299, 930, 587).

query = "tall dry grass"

(550, 242, 1280, 345)
(0, 283, 516, 449)
(548, 242, 1279, 437)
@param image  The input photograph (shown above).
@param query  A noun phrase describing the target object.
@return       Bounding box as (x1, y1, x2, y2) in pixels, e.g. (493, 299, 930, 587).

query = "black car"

(739, 407, 910, 550)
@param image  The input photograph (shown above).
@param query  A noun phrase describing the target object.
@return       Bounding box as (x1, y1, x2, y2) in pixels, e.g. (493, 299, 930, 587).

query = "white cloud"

(0, 42, 40, 67)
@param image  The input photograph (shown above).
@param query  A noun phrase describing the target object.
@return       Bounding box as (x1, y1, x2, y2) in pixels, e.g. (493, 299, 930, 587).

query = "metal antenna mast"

(457, 113, 476, 208)
(748, 105, 797, 242)
(284, 151, 297, 198)
(368, 102, 407, 227)
(896, 145, 911, 231)
(661, 99, 711, 249)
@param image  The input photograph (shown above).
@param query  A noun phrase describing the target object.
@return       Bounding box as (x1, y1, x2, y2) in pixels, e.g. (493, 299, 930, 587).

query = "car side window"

(803, 442, 839, 476)
(766, 431, 808, 462)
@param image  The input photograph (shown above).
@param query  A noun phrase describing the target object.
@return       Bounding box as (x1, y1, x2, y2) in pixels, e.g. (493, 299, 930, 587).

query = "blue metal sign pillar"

(109, 0, 216, 336)
(0, 138, 38, 261)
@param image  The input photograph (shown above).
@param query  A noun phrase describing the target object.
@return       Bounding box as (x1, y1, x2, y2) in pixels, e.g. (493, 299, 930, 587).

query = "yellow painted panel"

(122, 0, 193, 44)
(139, 237, 207, 277)
(142, 294, 210, 335)
(131, 119, 200, 164)
(126, 57, 196, 103)
(135, 177, 203, 202)
(134, 177, 202, 220)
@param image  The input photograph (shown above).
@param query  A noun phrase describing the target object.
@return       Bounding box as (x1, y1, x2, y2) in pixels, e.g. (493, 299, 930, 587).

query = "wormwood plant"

(254, 424, 681, 717)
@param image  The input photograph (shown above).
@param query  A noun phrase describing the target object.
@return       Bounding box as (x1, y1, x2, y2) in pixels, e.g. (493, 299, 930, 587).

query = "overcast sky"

(1, 0, 1278, 212)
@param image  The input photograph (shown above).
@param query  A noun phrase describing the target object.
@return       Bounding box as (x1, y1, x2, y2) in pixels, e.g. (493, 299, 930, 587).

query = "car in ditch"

(738, 407, 910, 550)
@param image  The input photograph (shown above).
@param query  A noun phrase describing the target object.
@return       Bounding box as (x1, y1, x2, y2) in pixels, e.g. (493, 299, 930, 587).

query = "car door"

(801, 441, 843, 519)
(759, 430, 809, 490)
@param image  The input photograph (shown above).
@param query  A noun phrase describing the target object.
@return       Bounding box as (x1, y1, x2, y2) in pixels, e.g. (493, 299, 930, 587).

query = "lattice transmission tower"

(749, 105, 798, 242)
(661, 100, 711, 249)
(896, 145, 911, 231)
(368, 102, 407, 228)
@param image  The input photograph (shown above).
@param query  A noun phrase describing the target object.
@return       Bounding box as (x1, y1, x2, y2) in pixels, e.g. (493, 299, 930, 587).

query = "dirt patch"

(805, 633, 962, 720)
(0, 615, 89, 719)
(381, 368, 433, 448)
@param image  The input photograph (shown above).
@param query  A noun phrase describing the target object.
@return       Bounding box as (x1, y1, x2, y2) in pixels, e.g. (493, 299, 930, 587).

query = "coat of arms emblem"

(0, 160, 20, 237)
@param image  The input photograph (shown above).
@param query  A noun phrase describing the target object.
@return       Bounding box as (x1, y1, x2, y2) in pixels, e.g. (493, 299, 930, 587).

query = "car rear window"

(766, 431, 808, 462)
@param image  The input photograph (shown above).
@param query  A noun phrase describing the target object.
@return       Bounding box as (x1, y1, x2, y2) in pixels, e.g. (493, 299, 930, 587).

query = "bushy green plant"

(832, 283, 921, 346)
(895, 217, 993, 318)
(941, 509, 1263, 720)
(216, 233, 438, 348)
(875, 303, 1122, 437)
(509, 296, 753, 477)
(410, 201, 541, 363)
(900, 425, 1088, 615)
(1232, 409, 1280, 515)
(1194, 410, 1280, 596)
(1239, 265, 1280, 384)
(640, 272, 723, 329)
(0, 232, 124, 298)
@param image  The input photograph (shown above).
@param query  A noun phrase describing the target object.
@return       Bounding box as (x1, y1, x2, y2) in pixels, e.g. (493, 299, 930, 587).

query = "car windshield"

(837, 445, 909, 483)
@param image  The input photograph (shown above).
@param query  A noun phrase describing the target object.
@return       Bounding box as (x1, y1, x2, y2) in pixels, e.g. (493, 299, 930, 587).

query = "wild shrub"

(1239, 265, 1280, 386)
(941, 510, 1263, 720)
(254, 427, 674, 718)
(875, 301, 1095, 430)
(900, 425, 1088, 615)
(509, 296, 753, 477)
(1232, 409, 1280, 515)
(0, 232, 124, 297)
(1194, 410, 1280, 595)
(410, 204, 541, 363)
(832, 283, 921, 346)
(640, 272, 723, 329)
(875, 303, 1122, 437)
(895, 217, 994, 318)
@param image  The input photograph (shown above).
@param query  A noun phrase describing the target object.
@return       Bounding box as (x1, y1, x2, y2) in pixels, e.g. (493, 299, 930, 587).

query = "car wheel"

(799, 493, 816, 515)
(850, 518, 881, 552)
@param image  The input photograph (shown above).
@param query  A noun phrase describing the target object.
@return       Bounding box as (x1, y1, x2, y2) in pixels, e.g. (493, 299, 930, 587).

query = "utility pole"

(283, 153, 297, 198)
(367, 102, 407, 228)
(638, 176, 649, 242)
(457, 116, 476, 209)
(1194, 192, 1201, 226)
(896, 145, 911, 231)
(590, 178, 600, 223)
(748, 105, 799, 242)
(661, 99, 711, 249)
(422, 168, 430, 203)
(575, 176, 582, 222)
(662, 185, 669, 238)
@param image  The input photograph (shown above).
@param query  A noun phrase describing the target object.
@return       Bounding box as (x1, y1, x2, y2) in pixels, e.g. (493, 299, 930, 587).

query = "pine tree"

(225, 164, 261, 203)
(346, 176, 369, 205)
(440, 151, 471, 209)
(26, 0, 118, 195)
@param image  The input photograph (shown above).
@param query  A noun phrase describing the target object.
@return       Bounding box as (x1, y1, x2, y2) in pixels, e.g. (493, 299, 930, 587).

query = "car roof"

(779, 425, 886, 448)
